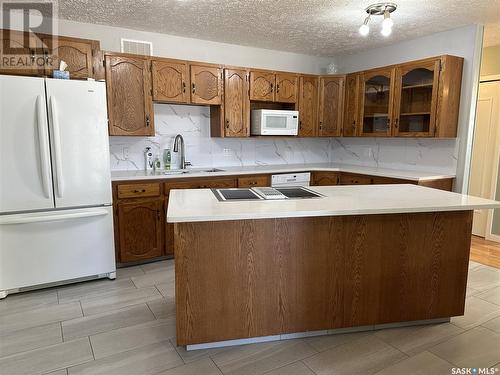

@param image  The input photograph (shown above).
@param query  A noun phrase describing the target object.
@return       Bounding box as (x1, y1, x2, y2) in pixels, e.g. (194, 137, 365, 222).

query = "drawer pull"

(133, 189, 146, 193)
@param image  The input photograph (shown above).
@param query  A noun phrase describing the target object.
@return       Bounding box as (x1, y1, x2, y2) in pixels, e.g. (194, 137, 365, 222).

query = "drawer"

(165, 178, 236, 194)
(117, 183, 161, 199)
(371, 176, 412, 185)
(339, 173, 373, 185)
(311, 172, 340, 186)
(237, 175, 269, 188)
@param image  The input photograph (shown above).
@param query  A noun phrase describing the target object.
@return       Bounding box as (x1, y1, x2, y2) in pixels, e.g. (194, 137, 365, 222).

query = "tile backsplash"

(108, 103, 458, 175)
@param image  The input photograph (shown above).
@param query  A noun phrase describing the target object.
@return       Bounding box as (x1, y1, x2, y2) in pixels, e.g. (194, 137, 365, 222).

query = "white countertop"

(111, 163, 455, 182)
(167, 184, 500, 223)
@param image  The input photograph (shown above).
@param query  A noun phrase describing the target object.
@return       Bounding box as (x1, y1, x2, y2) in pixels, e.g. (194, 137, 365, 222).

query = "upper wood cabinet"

(224, 68, 250, 137)
(42, 36, 96, 79)
(298, 75, 319, 137)
(392, 56, 462, 138)
(105, 54, 154, 136)
(392, 59, 440, 137)
(318, 76, 344, 137)
(249, 70, 298, 103)
(151, 59, 189, 104)
(275, 73, 298, 103)
(343, 73, 360, 137)
(359, 68, 395, 137)
(249, 70, 275, 102)
(0, 29, 46, 76)
(190, 64, 222, 105)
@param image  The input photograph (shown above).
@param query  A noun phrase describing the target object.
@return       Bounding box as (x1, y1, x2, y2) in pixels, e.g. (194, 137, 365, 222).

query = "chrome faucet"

(173, 134, 191, 169)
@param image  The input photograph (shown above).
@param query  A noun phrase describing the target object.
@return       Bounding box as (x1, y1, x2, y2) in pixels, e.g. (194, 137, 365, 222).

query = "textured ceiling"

(58, 0, 500, 56)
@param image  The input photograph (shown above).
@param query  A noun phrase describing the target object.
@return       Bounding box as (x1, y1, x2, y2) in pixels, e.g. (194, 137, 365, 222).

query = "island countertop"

(167, 184, 500, 223)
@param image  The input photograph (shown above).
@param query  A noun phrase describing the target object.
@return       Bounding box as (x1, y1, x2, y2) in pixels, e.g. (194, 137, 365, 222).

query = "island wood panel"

(375, 211, 472, 324)
(174, 210, 472, 345)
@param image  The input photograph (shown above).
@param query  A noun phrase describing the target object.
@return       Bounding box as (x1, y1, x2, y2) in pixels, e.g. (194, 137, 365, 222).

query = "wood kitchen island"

(167, 184, 500, 349)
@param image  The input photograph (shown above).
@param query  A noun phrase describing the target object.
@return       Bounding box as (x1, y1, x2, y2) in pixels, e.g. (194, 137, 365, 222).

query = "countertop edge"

(111, 165, 456, 183)
(166, 205, 498, 223)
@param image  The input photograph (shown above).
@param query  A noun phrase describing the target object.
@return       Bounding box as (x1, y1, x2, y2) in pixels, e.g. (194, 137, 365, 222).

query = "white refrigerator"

(0, 75, 116, 299)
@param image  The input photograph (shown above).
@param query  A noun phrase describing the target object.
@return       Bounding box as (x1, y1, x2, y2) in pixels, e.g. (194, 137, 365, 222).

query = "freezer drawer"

(0, 207, 115, 293)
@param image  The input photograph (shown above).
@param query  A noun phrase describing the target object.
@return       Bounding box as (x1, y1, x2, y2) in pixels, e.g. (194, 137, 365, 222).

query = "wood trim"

(175, 211, 473, 345)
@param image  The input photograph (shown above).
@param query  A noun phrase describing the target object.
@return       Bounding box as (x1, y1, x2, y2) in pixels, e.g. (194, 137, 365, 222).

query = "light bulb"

(359, 15, 370, 36)
(359, 23, 370, 36)
(381, 25, 392, 37)
(382, 10, 393, 29)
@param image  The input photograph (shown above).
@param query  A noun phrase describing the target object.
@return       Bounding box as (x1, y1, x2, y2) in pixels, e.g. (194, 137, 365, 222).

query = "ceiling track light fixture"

(359, 2, 397, 37)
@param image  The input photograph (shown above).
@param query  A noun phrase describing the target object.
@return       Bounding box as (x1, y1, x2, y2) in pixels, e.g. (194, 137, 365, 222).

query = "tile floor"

(0, 259, 499, 375)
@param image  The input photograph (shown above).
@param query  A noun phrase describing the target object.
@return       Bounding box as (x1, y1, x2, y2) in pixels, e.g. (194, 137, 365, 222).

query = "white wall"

(334, 25, 483, 192)
(55, 19, 331, 74)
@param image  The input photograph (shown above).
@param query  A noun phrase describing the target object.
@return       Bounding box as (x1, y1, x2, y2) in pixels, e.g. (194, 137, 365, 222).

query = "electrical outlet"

(123, 147, 130, 160)
(223, 148, 232, 157)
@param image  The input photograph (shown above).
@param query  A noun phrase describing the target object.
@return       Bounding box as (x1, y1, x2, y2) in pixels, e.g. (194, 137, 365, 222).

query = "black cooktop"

(275, 187, 322, 198)
(214, 188, 262, 201)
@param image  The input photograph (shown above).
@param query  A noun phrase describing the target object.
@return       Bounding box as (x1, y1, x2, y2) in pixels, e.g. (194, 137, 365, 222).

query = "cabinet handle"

(394, 118, 399, 129)
(30, 49, 35, 62)
(352, 121, 356, 130)
(132, 189, 146, 193)
(182, 82, 186, 93)
(319, 122, 323, 130)
(146, 115, 151, 127)
(157, 210, 161, 220)
(192, 83, 195, 94)
(299, 120, 302, 130)
(226, 119, 229, 129)
(270, 83, 274, 93)
(276, 84, 280, 93)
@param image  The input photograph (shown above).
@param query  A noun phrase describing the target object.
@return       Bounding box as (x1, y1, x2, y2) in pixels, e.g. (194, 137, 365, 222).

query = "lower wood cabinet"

(116, 198, 164, 263)
(340, 173, 374, 185)
(237, 175, 270, 187)
(311, 171, 340, 186)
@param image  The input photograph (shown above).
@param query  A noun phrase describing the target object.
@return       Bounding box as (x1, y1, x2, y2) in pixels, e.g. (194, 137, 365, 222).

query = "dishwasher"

(271, 172, 311, 187)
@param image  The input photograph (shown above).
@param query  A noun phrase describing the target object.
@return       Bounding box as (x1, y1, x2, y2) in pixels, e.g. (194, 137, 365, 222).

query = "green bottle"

(163, 149, 171, 170)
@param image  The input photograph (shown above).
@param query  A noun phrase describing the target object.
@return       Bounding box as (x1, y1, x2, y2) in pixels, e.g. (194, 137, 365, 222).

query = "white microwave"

(251, 109, 299, 136)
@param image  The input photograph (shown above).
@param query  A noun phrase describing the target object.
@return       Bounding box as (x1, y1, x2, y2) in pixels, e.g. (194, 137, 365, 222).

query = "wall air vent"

(120, 38, 153, 56)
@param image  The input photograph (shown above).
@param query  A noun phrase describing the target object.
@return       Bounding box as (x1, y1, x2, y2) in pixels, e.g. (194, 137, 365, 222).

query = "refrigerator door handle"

(36, 95, 51, 198)
(49, 96, 64, 198)
(0, 208, 109, 225)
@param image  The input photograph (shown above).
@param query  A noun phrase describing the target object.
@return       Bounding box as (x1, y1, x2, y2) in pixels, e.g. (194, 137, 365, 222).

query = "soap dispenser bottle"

(144, 147, 154, 171)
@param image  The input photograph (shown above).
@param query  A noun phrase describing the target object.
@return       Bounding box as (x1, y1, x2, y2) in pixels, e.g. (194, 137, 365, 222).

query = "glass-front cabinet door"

(359, 68, 395, 137)
(393, 60, 440, 137)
